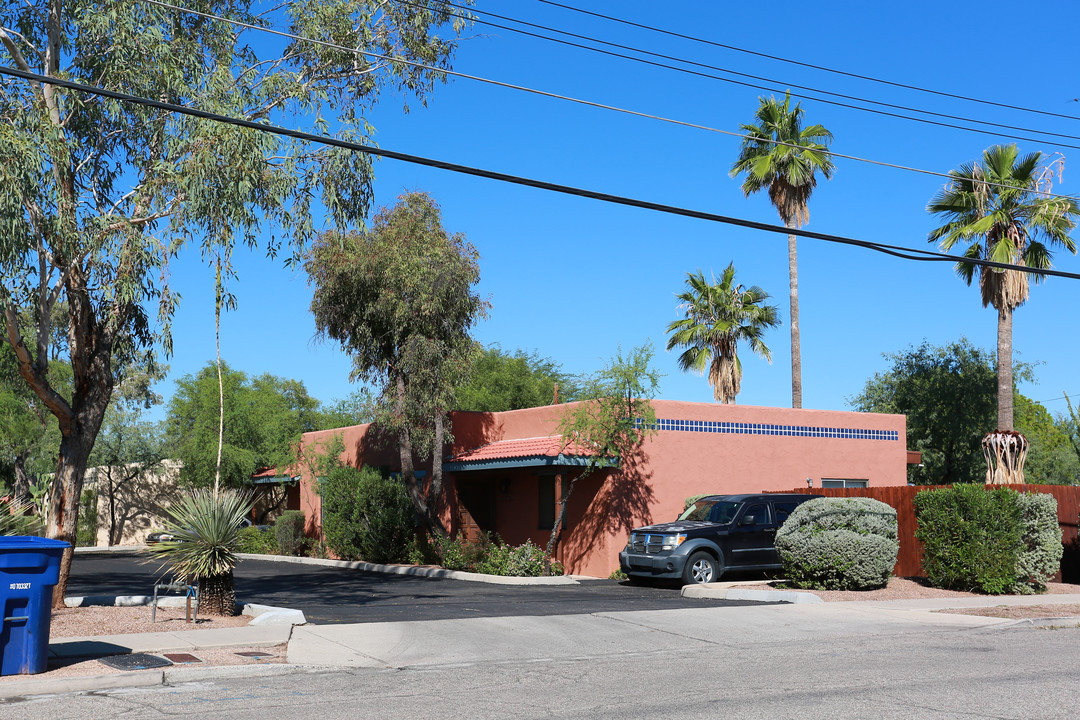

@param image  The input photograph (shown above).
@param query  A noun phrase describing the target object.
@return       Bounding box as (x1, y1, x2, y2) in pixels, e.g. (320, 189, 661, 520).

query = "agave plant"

(149, 488, 253, 615)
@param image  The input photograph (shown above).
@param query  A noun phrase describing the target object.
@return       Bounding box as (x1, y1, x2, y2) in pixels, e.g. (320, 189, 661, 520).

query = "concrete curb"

(680, 582, 822, 604)
(235, 553, 581, 585)
(73, 546, 580, 584)
(0, 663, 305, 699)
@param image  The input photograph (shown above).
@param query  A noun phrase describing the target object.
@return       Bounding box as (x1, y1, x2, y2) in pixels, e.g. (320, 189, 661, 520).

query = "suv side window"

(773, 501, 799, 525)
(741, 503, 770, 526)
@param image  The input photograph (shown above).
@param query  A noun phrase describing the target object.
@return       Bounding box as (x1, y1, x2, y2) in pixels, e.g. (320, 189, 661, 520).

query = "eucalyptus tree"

(730, 92, 835, 408)
(0, 0, 471, 603)
(928, 145, 1079, 436)
(665, 264, 779, 404)
(305, 192, 488, 531)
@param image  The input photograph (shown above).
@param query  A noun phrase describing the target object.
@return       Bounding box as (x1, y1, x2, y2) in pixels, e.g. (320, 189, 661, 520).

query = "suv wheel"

(682, 551, 719, 585)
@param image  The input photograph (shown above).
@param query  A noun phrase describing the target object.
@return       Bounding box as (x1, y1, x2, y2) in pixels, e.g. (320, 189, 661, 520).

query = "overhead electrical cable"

(533, 0, 1080, 123)
(411, 0, 1080, 145)
(126, 0, 1080, 201)
(3, 64, 1079, 283)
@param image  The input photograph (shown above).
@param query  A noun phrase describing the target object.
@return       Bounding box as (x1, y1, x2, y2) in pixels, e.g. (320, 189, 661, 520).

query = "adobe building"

(298, 399, 908, 577)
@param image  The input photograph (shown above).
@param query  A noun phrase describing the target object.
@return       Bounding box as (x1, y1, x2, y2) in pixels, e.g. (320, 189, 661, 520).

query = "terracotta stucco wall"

(299, 400, 907, 577)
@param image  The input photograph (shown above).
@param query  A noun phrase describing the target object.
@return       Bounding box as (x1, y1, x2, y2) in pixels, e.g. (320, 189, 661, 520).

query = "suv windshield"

(678, 500, 743, 523)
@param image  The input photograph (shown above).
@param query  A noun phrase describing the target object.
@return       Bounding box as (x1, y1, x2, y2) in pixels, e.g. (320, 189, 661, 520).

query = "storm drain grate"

(234, 651, 273, 658)
(98, 653, 174, 671)
(163, 653, 203, 664)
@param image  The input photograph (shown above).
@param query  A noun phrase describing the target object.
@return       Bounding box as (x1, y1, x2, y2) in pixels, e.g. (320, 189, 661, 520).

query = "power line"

(413, 0, 1080, 146)
(3, 64, 1080, 283)
(126, 0, 1080, 202)
(534, 0, 1080, 124)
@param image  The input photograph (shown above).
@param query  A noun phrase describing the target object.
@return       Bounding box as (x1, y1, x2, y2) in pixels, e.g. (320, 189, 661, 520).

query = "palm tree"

(666, 264, 780, 404)
(730, 92, 835, 409)
(928, 144, 1079, 433)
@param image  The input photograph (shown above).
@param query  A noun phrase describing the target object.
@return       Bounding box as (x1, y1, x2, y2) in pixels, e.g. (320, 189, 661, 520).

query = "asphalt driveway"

(66, 552, 768, 624)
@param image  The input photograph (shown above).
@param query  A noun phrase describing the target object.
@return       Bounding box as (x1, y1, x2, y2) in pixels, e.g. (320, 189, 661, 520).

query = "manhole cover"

(98, 653, 174, 671)
(163, 653, 203, 664)
(234, 651, 273, 658)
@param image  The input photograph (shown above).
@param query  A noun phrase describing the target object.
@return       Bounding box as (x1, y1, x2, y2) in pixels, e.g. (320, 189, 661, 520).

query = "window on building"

(538, 475, 570, 530)
(820, 478, 869, 488)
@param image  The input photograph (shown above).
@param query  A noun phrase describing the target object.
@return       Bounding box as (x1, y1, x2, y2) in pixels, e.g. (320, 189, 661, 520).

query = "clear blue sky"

(152, 0, 1080, 423)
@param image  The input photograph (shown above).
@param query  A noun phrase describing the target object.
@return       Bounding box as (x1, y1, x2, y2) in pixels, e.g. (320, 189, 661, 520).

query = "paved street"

(66, 552, 764, 623)
(8, 615, 1080, 718)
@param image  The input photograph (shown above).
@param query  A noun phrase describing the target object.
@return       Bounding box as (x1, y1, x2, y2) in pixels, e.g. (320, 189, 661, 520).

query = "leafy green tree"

(1019, 395, 1080, 485)
(454, 346, 580, 412)
(928, 145, 1080, 431)
(305, 192, 488, 530)
(730, 92, 835, 409)
(0, 1, 470, 603)
(0, 344, 67, 502)
(851, 340, 998, 484)
(547, 344, 661, 562)
(665, 264, 779, 404)
(851, 339, 1071, 484)
(167, 361, 324, 490)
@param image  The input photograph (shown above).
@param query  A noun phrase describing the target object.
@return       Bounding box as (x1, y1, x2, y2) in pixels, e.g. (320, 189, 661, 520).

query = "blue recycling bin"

(0, 536, 70, 675)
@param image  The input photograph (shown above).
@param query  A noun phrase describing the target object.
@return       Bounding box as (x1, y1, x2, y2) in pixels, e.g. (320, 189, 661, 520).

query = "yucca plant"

(0, 497, 44, 536)
(149, 488, 253, 615)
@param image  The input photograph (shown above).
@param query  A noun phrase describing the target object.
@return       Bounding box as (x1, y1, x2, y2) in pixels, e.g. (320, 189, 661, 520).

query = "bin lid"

(0, 536, 71, 551)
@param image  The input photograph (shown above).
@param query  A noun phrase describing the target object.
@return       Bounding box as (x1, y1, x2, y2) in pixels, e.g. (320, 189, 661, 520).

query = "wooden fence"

(778, 485, 1080, 579)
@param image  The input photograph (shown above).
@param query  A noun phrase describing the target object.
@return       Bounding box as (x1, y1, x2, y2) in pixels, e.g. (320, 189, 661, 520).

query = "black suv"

(618, 493, 821, 585)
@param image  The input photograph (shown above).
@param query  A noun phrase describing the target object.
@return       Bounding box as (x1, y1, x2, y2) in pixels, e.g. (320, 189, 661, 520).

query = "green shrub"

(775, 497, 898, 590)
(318, 465, 415, 564)
(238, 525, 278, 554)
(433, 532, 555, 576)
(1013, 492, 1063, 594)
(76, 489, 98, 547)
(914, 484, 1022, 594)
(274, 510, 307, 556)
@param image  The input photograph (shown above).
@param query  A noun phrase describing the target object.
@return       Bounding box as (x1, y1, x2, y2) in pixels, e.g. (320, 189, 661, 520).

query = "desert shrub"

(319, 465, 415, 564)
(433, 532, 555, 576)
(76, 489, 98, 547)
(274, 510, 308, 556)
(776, 497, 898, 590)
(1012, 492, 1063, 594)
(914, 484, 1022, 594)
(238, 525, 278, 554)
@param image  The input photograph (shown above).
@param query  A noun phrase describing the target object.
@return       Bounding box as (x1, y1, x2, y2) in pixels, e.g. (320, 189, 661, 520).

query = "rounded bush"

(319, 465, 415, 564)
(776, 497, 898, 590)
(1013, 492, 1063, 594)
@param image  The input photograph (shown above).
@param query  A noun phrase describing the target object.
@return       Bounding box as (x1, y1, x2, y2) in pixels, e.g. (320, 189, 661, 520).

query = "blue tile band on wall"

(634, 418, 898, 442)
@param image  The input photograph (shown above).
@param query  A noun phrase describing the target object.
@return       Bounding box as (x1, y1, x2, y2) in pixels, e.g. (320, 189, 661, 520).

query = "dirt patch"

(730, 577, 1080, 610)
(50, 605, 251, 638)
(936, 604, 1080, 620)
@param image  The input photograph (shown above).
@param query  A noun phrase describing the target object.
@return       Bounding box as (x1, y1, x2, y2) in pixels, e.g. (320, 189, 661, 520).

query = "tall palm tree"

(928, 144, 1079, 433)
(666, 264, 780, 404)
(730, 92, 835, 409)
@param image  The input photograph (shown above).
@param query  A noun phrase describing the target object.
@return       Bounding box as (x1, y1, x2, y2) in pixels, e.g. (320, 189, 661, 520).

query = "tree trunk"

(786, 219, 802, 409)
(395, 374, 426, 522)
(997, 306, 1013, 431)
(47, 428, 100, 608)
(13, 452, 30, 504)
(546, 468, 592, 568)
(198, 571, 236, 616)
(428, 412, 447, 534)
